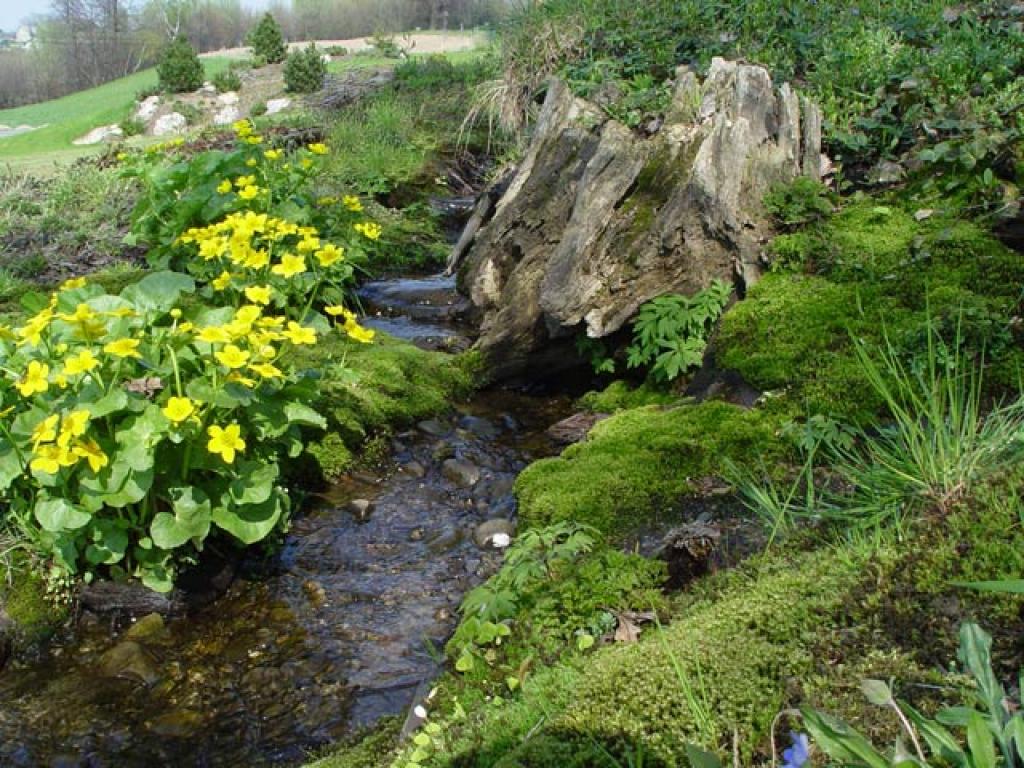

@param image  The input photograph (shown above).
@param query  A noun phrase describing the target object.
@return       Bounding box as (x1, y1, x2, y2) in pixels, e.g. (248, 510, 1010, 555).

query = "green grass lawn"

(0, 58, 231, 169)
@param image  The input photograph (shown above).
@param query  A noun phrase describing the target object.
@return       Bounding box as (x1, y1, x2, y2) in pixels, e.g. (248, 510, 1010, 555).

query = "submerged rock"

(99, 640, 160, 686)
(346, 498, 375, 522)
(455, 59, 824, 379)
(442, 459, 480, 488)
(473, 519, 516, 549)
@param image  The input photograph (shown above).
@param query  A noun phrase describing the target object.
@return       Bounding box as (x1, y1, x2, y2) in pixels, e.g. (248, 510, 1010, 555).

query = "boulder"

(216, 91, 239, 106)
(265, 97, 292, 115)
(213, 105, 241, 126)
(72, 124, 123, 145)
(135, 95, 161, 121)
(454, 59, 824, 379)
(152, 112, 187, 137)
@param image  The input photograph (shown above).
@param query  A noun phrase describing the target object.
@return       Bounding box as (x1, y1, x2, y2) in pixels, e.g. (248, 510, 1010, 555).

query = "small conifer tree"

(284, 44, 327, 93)
(247, 13, 287, 64)
(157, 36, 204, 93)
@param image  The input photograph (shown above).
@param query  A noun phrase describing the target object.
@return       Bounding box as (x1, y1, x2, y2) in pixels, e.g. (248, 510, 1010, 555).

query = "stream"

(0, 274, 572, 767)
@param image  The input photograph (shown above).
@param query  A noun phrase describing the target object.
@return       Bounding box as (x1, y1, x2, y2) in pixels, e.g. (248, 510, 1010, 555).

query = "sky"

(0, 0, 270, 35)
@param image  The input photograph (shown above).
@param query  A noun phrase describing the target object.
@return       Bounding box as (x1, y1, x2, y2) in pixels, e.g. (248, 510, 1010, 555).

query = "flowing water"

(0, 275, 571, 767)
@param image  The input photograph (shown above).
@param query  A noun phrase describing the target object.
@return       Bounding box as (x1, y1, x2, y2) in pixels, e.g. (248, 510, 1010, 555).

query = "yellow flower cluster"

(29, 410, 108, 474)
(179, 211, 339, 275)
(354, 221, 382, 241)
(325, 305, 375, 344)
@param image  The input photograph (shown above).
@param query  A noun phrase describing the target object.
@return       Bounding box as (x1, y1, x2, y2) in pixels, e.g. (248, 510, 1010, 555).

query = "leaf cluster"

(626, 280, 732, 383)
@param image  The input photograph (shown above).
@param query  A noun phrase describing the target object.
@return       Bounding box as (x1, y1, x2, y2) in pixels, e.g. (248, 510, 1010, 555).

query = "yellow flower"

(17, 361, 49, 397)
(282, 321, 316, 346)
(170, 308, 182, 319)
(162, 396, 197, 424)
(60, 277, 88, 291)
(227, 371, 257, 388)
(235, 305, 262, 326)
(207, 423, 245, 463)
(73, 438, 108, 473)
(300, 158, 314, 170)
(196, 326, 231, 344)
(103, 338, 141, 359)
(212, 271, 233, 291)
(244, 285, 273, 305)
(325, 305, 356, 322)
(316, 196, 337, 206)
(234, 175, 256, 188)
(57, 410, 91, 448)
(264, 149, 282, 161)
(58, 303, 98, 324)
(345, 321, 376, 344)
(31, 415, 58, 450)
(250, 361, 283, 379)
(63, 349, 99, 376)
(296, 236, 320, 253)
(343, 195, 363, 212)
(30, 444, 74, 474)
(215, 344, 251, 369)
(217, 179, 232, 194)
(246, 158, 258, 168)
(354, 221, 382, 241)
(271, 253, 306, 279)
(308, 143, 328, 155)
(237, 185, 261, 201)
(245, 135, 263, 145)
(315, 243, 344, 268)
(233, 119, 252, 137)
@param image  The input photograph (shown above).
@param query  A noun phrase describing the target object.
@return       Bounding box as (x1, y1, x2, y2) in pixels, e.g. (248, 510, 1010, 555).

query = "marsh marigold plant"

(0, 272, 329, 591)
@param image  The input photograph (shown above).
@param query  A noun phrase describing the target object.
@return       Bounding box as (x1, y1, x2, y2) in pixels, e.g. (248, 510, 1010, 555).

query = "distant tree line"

(0, 0, 509, 109)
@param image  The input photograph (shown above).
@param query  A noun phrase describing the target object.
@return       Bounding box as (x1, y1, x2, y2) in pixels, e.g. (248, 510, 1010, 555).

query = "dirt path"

(202, 31, 488, 60)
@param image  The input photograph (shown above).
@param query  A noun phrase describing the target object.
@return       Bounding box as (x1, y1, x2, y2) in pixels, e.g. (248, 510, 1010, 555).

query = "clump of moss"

(305, 716, 401, 768)
(716, 273, 895, 422)
(515, 400, 786, 537)
(431, 547, 880, 766)
(295, 331, 476, 480)
(576, 380, 680, 413)
(1, 561, 68, 645)
(718, 196, 1024, 424)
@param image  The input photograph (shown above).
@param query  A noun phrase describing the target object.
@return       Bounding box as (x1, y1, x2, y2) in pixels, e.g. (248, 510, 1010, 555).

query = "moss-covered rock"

(576, 380, 680, 413)
(294, 331, 478, 480)
(0, 560, 68, 649)
(515, 400, 787, 537)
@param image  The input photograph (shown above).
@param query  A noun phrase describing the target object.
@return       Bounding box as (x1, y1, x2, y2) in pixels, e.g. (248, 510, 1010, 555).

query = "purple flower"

(781, 732, 810, 768)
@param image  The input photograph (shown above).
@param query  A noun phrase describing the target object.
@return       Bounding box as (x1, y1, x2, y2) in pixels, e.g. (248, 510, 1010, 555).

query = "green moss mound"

(515, 400, 786, 537)
(576, 380, 680, 413)
(0, 561, 68, 646)
(717, 200, 1024, 422)
(295, 332, 478, 480)
(430, 547, 876, 766)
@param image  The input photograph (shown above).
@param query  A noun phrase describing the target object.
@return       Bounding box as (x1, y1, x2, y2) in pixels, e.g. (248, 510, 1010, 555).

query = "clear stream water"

(0, 275, 572, 767)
